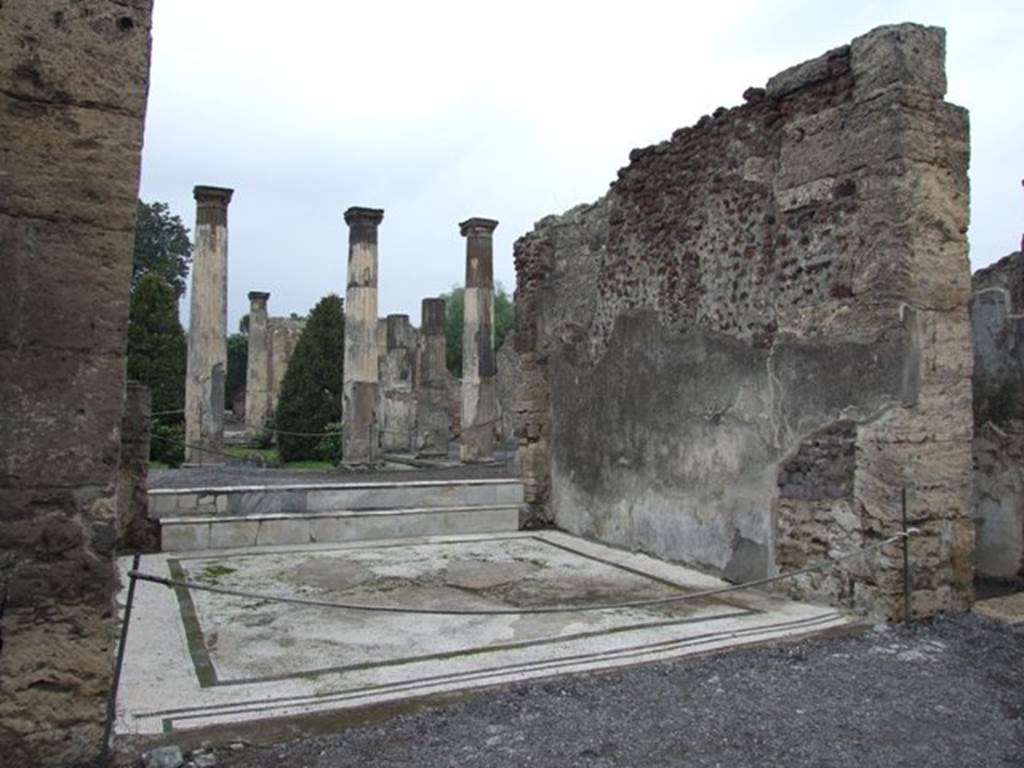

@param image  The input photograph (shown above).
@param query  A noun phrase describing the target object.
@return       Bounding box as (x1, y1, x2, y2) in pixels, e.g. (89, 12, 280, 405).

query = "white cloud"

(140, 0, 1024, 330)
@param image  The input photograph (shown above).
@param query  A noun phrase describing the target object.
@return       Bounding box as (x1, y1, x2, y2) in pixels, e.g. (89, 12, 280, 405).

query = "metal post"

(104, 553, 141, 756)
(901, 486, 911, 623)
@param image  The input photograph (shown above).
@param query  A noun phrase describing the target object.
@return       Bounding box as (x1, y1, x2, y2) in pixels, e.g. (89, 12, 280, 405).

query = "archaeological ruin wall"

(514, 23, 974, 619)
(971, 252, 1024, 579)
(0, 1, 153, 765)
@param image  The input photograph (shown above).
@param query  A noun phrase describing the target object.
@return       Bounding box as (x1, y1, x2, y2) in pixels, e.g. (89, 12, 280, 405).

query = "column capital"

(344, 206, 384, 227)
(459, 217, 498, 237)
(193, 185, 234, 206)
(248, 291, 270, 303)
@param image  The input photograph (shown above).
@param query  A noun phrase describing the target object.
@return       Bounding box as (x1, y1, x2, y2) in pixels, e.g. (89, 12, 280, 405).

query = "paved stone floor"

(114, 531, 853, 749)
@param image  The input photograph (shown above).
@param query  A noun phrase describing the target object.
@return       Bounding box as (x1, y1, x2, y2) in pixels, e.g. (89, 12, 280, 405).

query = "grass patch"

(284, 459, 336, 470)
(200, 563, 237, 583)
(149, 461, 170, 470)
(224, 445, 279, 463)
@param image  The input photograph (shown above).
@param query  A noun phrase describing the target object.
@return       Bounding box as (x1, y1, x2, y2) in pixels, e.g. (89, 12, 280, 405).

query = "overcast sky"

(139, 0, 1024, 332)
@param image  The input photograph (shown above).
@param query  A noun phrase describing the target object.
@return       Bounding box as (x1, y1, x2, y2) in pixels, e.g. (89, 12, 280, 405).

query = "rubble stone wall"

(496, 333, 521, 445)
(267, 317, 305, 417)
(971, 252, 1024, 579)
(0, 1, 153, 764)
(514, 23, 973, 618)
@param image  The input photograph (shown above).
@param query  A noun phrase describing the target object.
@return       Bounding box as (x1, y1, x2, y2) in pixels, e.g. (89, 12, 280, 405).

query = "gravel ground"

(148, 458, 515, 489)
(175, 613, 1023, 768)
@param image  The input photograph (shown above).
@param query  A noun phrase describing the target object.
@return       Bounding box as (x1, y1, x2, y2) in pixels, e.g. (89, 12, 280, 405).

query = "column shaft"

(460, 218, 499, 462)
(342, 207, 384, 463)
(417, 298, 451, 456)
(185, 185, 233, 464)
(245, 291, 270, 433)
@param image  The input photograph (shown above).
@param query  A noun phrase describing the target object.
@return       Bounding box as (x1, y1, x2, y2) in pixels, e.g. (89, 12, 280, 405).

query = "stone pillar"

(185, 185, 233, 464)
(116, 381, 158, 552)
(0, 3, 153, 764)
(460, 217, 499, 462)
(417, 298, 451, 457)
(245, 291, 271, 433)
(379, 314, 418, 453)
(342, 206, 384, 464)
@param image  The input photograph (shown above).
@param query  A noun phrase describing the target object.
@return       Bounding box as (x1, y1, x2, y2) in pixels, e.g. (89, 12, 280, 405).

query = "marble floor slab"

(114, 531, 853, 739)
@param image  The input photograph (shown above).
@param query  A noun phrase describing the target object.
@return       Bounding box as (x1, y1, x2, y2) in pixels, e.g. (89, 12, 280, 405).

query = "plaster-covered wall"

(971, 252, 1024, 579)
(514, 23, 973, 618)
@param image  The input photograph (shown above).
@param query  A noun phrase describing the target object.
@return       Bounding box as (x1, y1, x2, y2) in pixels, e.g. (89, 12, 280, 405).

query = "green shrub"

(275, 294, 345, 462)
(127, 273, 186, 417)
(151, 420, 185, 467)
(316, 422, 344, 465)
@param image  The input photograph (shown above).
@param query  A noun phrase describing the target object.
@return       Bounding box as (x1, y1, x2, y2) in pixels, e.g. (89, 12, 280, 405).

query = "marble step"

(159, 503, 521, 552)
(148, 478, 524, 520)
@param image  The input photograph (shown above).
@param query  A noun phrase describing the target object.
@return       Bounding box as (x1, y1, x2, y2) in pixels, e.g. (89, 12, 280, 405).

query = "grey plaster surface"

(202, 612, 1023, 768)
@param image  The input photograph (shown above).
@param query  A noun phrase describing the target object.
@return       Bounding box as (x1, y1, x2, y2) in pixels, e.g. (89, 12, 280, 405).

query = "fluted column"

(185, 185, 233, 464)
(245, 291, 270, 433)
(460, 217, 498, 462)
(342, 206, 384, 463)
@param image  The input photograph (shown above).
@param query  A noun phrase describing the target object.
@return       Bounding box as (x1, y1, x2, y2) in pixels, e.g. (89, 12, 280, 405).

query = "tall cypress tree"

(126, 273, 187, 465)
(275, 294, 345, 462)
(126, 273, 186, 414)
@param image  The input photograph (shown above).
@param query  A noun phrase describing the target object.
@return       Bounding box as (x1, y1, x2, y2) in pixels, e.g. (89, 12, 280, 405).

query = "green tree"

(274, 294, 346, 462)
(133, 200, 193, 297)
(441, 283, 515, 377)
(126, 273, 187, 465)
(226, 314, 250, 411)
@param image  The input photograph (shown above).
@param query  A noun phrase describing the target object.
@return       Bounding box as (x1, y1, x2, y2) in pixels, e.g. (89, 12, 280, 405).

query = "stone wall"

(496, 333, 521, 445)
(0, 1, 153, 765)
(267, 316, 305, 418)
(971, 252, 1024, 579)
(514, 23, 973, 619)
(116, 382, 158, 552)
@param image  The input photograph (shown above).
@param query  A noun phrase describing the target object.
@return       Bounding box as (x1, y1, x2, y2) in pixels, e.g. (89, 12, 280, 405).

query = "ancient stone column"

(379, 314, 418, 453)
(245, 291, 271, 434)
(417, 298, 451, 457)
(342, 206, 384, 463)
(459, 217, 499, 462)
(185, 185, 233, 464)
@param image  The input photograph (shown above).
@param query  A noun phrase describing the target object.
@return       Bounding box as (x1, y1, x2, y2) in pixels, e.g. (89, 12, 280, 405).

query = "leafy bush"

(316, 422, 344, 465)
(151, 420, 185, 467)
(274, 294, 345, 462)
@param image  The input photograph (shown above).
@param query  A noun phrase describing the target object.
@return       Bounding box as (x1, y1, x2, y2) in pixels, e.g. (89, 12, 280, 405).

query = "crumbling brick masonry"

(514, 23, 974, 619)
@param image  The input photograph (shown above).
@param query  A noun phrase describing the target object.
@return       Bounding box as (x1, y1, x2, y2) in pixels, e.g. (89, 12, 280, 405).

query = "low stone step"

(159, 504, 521, 552)
(148, 478, 523, 520)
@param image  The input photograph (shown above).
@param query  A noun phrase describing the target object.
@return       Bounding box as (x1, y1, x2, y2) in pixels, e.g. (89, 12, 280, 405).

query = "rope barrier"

(150, 409, 186, 417)
(128, 529, 918, 617)
(150, 433, 270, 464)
